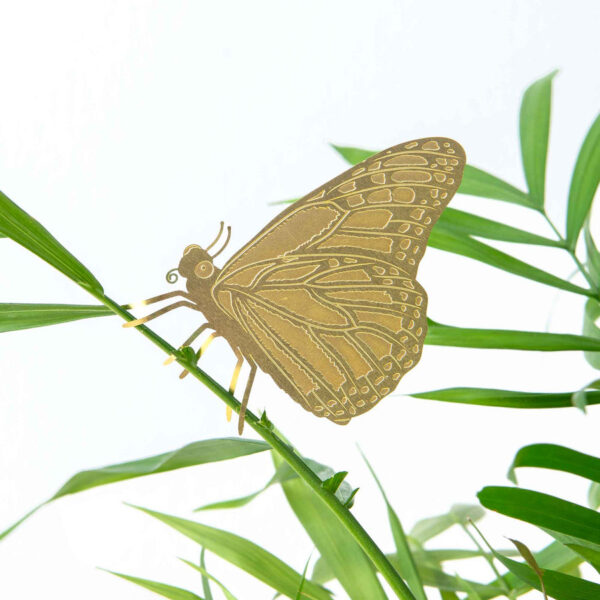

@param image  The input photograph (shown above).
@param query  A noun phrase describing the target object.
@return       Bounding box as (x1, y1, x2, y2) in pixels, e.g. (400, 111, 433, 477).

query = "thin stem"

(91, 292, 416, 600)
(542, 211, 598, 293)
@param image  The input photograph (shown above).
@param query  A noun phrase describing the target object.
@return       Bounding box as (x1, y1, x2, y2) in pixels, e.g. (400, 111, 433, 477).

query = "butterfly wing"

(212, 137, 465, 424)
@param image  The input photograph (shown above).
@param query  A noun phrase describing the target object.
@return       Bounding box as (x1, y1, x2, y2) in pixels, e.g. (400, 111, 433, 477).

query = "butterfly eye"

(194, 260, 214, 279)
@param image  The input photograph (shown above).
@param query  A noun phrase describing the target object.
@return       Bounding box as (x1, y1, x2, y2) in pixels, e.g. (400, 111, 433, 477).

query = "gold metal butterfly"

(125, 137, 465, 433)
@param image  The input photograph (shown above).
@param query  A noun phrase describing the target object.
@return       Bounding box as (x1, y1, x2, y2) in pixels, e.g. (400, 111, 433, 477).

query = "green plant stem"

(90, 292, 416, 600)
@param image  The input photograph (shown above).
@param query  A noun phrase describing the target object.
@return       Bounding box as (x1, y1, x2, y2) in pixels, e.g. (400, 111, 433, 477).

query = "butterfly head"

(172, 222, 231, 292)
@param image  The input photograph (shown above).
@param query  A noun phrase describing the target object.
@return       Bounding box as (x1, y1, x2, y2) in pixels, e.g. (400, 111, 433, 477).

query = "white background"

(0, 1, 599, 598)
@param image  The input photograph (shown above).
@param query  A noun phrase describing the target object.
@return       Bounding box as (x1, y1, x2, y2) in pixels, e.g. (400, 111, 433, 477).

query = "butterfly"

(125, 137, 465, 433)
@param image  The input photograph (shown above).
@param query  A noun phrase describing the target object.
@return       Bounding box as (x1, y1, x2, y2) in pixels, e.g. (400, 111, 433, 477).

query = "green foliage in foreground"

(1, 72, 600, 598)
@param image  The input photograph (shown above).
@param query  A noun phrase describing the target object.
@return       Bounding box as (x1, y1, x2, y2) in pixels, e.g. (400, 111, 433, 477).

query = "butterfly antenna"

(205, 221, 224, 253)
(210, 225, 231, 259)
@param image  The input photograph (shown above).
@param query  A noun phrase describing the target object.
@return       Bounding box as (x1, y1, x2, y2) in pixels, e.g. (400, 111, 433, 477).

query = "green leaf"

(0, 303, 113, 333)
(584, 219, 600, 286)
(458, 164, 533, 208)
(589, 482, 600, 510)
(321, 471, 348, 495)
(519, 70, 558, 208)
(0, 189, 103, 294)
(104, 569, 204, 600)
(0, 438, 269, 541)
(182, 560, 239, 600)
(478, 487, 600, 548)
(409, 504, 485, 544)
(425, 318, 600, 351)
(566, 112, 600, 249)
(438, 207, 561, 246)
(330, 144, 377, 165)
(583, 299, 600, 369)
(200, 548, 214, 600)
(294, 554, 313, 600)
(132, 505, 332, 600)
(508, 539, 548, 599)
(412, 387, 600, 409)
(428, 222, 591, 297)
(507, 444, 600, 485)
(271, 454, 388, 600)
(361, 451, 426, 600)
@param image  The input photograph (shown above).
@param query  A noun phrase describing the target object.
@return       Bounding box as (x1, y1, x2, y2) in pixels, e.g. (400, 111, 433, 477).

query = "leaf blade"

(458, 165, 533, 208)
(330, 144, 377, 165)
(105, 570, 204, 600)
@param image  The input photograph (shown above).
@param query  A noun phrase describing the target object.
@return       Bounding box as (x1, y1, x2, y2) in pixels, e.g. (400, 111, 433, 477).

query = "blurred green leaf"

(519, 70, 557, 208)
(422, 548, 518, 562)
(589, 482, 600, 510)
(270, 454, 388, 600)
(584, 219, 600, 286)
(412, 387, 600, 409)
(133, 505, 333, 600)
(330, 144, 376, 165)
(438, 207, 561, 246)
(566, 112, 600, 250)
(409, 505, 484, 544)
(507, 444, 600, 485)
(182, 561, 239, 600)
(426, 318, 600, 351)
(0, 303, 112, 333)
(294, 554, 313, 600)
(362, 452, 427, 600)
(428, 223, 591, 296)
(478, 487, 600, 549)
(200, 549, 214, 600)
(321, 471, 348, 495)
(0, 438, 269, 542)
(104, 570, 204, 600)
(583, 299, 600, 369)
(458, 164, 533, 208)
(0, 190, 103, 293)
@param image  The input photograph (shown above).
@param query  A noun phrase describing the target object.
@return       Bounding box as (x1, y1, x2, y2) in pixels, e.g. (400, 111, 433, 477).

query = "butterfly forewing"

(212, 138, 465, 424)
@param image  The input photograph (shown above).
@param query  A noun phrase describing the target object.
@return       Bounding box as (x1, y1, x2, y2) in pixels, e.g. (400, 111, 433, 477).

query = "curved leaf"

(426, 319, 600, 351)
(0, 190, 103, 293)
(132, 505, 332, 600)
(458, 165, 533, 208)
(412, 387, 600, 409)
(519, 71, 558, 208)
(0, 438, 269, 541)
(182, 561, 239, 600)
(409, 504, 484, 544)
(583, 299, 600, 369)
(0, 303, 113, 333)
(104, 570, 204, 600)
(566, 112, 600, 249)
(584, 218, 600, 286)
(507, 444, 600, 485)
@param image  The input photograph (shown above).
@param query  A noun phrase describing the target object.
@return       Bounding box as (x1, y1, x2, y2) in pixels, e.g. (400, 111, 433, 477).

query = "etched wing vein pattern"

(212, 138, 466, 424)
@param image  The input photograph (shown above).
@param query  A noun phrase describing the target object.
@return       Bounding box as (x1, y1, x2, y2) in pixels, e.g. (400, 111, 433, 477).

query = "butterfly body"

(128, 138, 465, 429)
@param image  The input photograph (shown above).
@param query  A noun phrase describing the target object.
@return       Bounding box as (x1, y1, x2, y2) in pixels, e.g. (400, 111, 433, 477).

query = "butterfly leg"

(123, 300, 201, 328)
(179, 331, 221, 379)
(125, 290, 192, 310)
(238, 357, 257, 435)
(226, 348, 244, 423)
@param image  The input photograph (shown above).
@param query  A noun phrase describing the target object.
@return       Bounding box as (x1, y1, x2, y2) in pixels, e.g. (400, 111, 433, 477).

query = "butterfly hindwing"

(212, 137, 465, 423)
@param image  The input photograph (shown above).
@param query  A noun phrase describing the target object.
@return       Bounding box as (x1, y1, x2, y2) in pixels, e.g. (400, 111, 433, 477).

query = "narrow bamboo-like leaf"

(519, 71, 557, 208)
(294, 554, 313, 600)
(362, 452, 427, 600)
(200, 549, 214, 600)
(454, 573, 483, 600)
(422, 548, 519, 562)
(583, 299, 600, 369)
(458, 164, 533, 208)
(428, 223, 591, 296)
(0, 190, 103, 293)
(507, 444, 600, 485)
(132, 505, 332, 600)
(0, 303, 113, 333)
(270, 455, 388, 600)
(104, 570, 204, 600)
(182, 560, 239, 600)
(330, 144, 376, 165)
(589, 482, 600, 510)
(0, 438, 269, 541)
(425, 318, 600, 351)
(438, 207, 561, 246)
(478, 487, 600, 548)
(584, 219, 600, 286)
(321, 471, 347, 494)
(566, 112, 600, 249)
(508, 539, 547, 599)
(409, 505, 484, 544)
(412, 387, 600, 409)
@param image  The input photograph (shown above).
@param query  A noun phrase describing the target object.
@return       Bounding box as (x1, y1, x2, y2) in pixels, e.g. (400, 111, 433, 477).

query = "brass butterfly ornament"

(125, 138, 465, 433)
